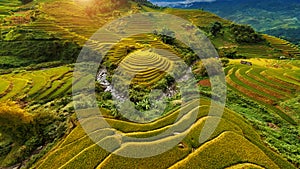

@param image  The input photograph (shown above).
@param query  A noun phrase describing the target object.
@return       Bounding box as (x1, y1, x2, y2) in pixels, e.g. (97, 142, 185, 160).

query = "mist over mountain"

(149, 0, 300, 45)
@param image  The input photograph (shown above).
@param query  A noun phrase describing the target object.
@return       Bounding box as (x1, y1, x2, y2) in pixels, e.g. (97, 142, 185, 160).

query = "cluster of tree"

(209, 22, 223, 37)
(20, 0, 33, 4)
(153, 74, 175, 91)
(119, 77, 176, 121)
(0, 28, 81, 68)
(154, 27, 202, 65)
(183, 50, 198, 65)
(172, 45, 199, 65)
(218, 48, 246, 59)
(96, 73, 176, 118)
(0, 101, 66, 165)
(0, 102, 33, 143)
(129, 84, 150, 105)
(2, 28, 57, 41)
(230, 24, 265, 43)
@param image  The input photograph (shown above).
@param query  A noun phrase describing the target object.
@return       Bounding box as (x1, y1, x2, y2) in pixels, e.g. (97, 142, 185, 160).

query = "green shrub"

(210, 22, 223, 37)
(230, 24, 265, 43)
(0, 101, 68, 167)
(20, 0, 33, 4)
(220, 58, 229, 67)
(0, 38, 81, 68)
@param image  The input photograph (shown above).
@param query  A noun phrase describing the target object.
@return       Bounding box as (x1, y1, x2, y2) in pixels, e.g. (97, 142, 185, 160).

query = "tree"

(210, 22, 223, 36)
(0, 101, 67, 166)
(184, 52, 198, 65)
(230, 24, 265, 43)
(136, 98, 151, 111)
(20, 0, 33, 4)
(0, 101, 33, 143)
(221, 59, 229, 67)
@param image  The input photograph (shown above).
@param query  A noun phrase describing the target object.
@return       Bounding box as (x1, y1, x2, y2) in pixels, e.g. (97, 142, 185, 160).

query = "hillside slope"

(150, 0, 300, 45)
(1, 0, 299, 70)
(34, 99, 295, 169)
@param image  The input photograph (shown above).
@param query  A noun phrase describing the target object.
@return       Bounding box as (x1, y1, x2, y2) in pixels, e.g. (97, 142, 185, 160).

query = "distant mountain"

(150, 0, 300, 45)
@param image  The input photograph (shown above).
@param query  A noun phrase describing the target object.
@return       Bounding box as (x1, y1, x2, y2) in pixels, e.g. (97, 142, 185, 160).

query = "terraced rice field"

(0, 66, 74, 102)
(236, 44, 280, 58)
(37, 0, 108, 45)
(0, 78, 10, 97)
(83, 34, 184, 87)
(225, 59, 300, 125)
(116, 50, 178, 86)
(1, 0, 100, 45)
(21, 18, 89, 44)
(163, 8, 231, 27)
(33, 98, 294, 169)
(264, 35, 300, 58)
(0, 0, 21, 17)
(103, 34, 181, 63)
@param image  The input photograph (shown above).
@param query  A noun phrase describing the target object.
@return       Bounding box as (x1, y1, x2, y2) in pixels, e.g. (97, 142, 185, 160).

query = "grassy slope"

(34, 98, 295, 169)
(0, 0, 21, 17)
(0, 66, 73, 102)
(176, 0, 300, 45)
(1, 0, 299, 67)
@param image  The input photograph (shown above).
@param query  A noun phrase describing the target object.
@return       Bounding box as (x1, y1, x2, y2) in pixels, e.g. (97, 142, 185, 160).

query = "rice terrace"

(0, 0, 299, 169)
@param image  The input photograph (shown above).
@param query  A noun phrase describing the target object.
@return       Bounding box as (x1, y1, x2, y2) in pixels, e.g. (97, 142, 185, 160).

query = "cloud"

(151, 0, 216, 7)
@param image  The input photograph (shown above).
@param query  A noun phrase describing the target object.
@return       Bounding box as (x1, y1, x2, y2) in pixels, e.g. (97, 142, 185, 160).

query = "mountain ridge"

(149, 0, 300, 45)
